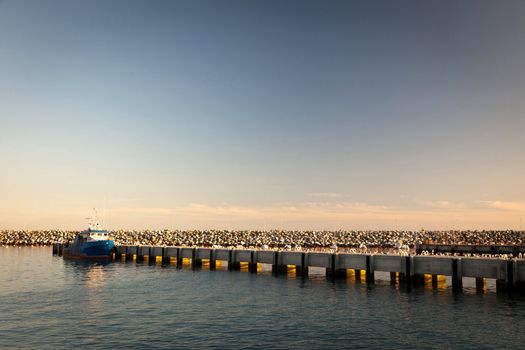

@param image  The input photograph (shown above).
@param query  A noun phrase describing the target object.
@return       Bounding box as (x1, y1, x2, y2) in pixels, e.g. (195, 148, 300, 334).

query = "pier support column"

(496, 260, 515, 293)
(365, 255, 374, 284)
(176, 248, 183, 267)
(476, 278, 484, 293)
(326, 254, 337, 280)
(432, 275, 438, 288)
(249, 251, 257, 273)
(496, 279, 507, 292)
(228, 250, 240, 270)
(137, 248, 144, 262)
(398, 256, 413, 291)
(298, 252, 308, 277)
(506, 260, 514, 292)
(148, 247, 153, 264)
(126, 246, 135, 261)
(228, 250, 233, 270)
(192, 248, 202, 269)
(272, 252, 286, 275)
(398, 256, 411, 284)
(390, 272, 397, 285)
(209, 250, 216, 270)
(355, 269, 362, 281)
(452, 259, 463, 291)
(161, 247, 169, 264)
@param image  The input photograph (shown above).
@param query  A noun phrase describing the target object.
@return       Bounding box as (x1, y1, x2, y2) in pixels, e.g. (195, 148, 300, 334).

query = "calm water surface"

(1, 247, 524, 349)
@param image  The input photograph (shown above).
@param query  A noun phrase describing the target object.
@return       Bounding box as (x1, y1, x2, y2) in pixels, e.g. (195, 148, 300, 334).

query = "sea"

(1, 246, 524, 349)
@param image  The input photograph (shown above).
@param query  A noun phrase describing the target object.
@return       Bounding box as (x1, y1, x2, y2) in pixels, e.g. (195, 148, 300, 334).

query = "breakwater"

(4, 229, 525, 248)
(53, 244, 525, 293)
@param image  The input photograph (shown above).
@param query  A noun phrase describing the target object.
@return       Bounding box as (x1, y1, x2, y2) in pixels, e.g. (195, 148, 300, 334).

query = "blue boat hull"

(81, 240, 115, 256)
(63, 240, 115, 259)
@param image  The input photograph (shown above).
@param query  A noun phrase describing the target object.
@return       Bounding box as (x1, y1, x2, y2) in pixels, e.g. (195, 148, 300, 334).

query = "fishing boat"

(63, 210, 115, 260)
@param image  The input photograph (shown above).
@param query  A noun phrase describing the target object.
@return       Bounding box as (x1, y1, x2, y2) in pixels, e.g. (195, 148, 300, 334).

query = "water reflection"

(2, 247, 525, 349)
(63, 260, 111, 289)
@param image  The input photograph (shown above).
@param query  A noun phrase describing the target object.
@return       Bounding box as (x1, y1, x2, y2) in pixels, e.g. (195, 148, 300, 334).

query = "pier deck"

(53, 243, 525, 293)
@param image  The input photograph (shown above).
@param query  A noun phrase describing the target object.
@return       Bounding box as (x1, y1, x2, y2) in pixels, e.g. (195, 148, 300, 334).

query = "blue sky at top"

(0, 0, 524, 229)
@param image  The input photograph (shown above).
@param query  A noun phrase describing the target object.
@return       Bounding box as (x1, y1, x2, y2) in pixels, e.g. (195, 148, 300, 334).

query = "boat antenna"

(103, 196, 107, 229)
(93, 208, 99, 230)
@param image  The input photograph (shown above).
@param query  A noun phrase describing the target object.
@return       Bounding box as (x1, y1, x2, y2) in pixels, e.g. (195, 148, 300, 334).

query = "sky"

(0, 0, 524, 230)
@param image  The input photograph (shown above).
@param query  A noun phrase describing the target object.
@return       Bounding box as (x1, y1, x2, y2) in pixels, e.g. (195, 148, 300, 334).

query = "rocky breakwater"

(3, 229, 523, 249)
(0, 230, 76, 246)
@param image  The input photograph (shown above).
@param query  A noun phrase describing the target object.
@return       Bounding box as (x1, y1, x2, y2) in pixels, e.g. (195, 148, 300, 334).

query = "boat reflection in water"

(64, 259, 111, 289)
(85, 264, 108, 289)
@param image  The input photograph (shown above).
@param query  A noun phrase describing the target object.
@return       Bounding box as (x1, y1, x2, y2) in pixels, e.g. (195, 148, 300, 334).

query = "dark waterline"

(1, 247, 524, 349)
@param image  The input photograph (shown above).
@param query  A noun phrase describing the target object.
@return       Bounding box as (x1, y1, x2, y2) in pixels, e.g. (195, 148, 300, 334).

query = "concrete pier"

(416, 244, 525, 257)
(51, 244, 525, 294)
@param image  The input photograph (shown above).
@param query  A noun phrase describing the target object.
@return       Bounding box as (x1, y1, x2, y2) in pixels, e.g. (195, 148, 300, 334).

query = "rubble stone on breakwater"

(1, 229, 524, 249)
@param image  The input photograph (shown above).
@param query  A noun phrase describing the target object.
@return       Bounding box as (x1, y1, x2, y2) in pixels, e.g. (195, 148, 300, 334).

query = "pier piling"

(209, 249, 216, 270)
(390, 272, 397, 284)
(452, 259, 463, 291)
(365, 256, 374, 284)
(432, 275, 438, 288)
(476, 278, 484, 292)
(176, 248, 183, 267)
